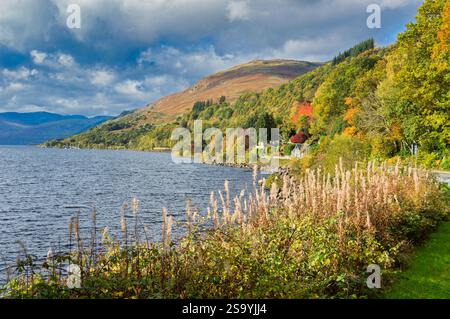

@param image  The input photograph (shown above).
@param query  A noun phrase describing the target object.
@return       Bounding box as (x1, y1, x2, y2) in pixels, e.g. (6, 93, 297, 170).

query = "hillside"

(47, 0, 449, 170)
(136, 59, 322, 124)
(44, 59, 321, 149)
(0, 112, 112, 145)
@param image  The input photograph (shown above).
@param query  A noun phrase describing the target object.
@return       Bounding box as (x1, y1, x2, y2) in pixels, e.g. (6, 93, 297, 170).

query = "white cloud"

(144, 45, 249, 79)
(2, 82, 26, 92)
(30, 51, 77, 70)
(13, 104, 46, 113)
(114, 80, 144, 96)
(227, 1, 250, 22)
(144, 75, 170, 87)
(2, 67, 38, 80)
(0, 25, 14, 47)
(90, 69, 116, 86)
(143, 75, 190, 94)
(57, 54, 75, 67)
(51, 97, 83, 110)
(137, 49, 153, 66)
(30, 50, 47, 64)
(50, 72, 67, 81)
(269, 35, 348, 62)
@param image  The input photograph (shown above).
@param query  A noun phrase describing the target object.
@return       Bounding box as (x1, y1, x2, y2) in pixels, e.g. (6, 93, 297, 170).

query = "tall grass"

(1, 161, 448, 298)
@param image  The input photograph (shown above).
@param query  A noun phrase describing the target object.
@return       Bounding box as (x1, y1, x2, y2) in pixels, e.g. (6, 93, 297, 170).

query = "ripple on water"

(0, 146, 257, 282)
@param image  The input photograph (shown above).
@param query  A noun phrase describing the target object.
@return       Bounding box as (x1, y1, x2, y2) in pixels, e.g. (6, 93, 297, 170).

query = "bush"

(283, 143, 296, 156)
(322, 135, 371, 173)
(2, 163, 447, 299)
(441, 155, 450, 171)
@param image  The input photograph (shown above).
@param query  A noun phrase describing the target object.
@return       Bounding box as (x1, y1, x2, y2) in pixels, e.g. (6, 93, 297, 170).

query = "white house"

(291, 144, 309, 159)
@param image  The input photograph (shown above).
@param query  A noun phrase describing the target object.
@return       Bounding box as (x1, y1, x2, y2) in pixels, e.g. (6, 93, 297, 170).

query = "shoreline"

(40, 144, 287, 173)
(33, 145, 450, 182)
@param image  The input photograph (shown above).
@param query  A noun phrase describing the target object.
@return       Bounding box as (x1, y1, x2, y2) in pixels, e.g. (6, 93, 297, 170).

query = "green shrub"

(2, 162, 447, 299)
(283, 143, 295, 156)
(321, 135, 371, 173)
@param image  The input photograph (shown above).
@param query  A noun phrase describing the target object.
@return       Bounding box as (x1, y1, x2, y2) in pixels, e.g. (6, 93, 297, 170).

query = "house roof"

(290, 131, 307, 144)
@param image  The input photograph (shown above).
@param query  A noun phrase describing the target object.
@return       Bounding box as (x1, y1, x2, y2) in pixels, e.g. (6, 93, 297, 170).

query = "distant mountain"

(0, 112, 113, 145)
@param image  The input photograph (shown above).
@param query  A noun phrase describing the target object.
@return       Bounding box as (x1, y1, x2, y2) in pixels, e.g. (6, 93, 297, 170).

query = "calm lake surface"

(0, 146, 257, 281)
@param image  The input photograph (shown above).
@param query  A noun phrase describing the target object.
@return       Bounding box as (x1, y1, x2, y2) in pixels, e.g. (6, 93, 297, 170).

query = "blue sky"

(0, 0, 423, 116)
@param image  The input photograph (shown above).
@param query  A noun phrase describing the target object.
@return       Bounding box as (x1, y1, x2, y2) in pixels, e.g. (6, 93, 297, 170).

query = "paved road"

(434, 170, 450, 185)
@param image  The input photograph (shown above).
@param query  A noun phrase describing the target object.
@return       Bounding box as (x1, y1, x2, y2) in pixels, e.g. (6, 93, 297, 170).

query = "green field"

(384, 222, 450, 299)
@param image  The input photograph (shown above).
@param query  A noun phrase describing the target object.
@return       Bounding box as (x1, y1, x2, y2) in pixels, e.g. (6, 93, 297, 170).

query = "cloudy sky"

(0, 0, 423, 116)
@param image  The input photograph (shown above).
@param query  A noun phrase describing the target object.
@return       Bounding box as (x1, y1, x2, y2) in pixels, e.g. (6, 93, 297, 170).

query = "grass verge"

(383, 221, 450, 299)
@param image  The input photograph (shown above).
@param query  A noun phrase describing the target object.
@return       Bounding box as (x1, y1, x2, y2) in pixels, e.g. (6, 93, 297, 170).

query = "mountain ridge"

(0, 111, 113, 145)
(135, 59, 322, 124)
(42, 58, 322, 149)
